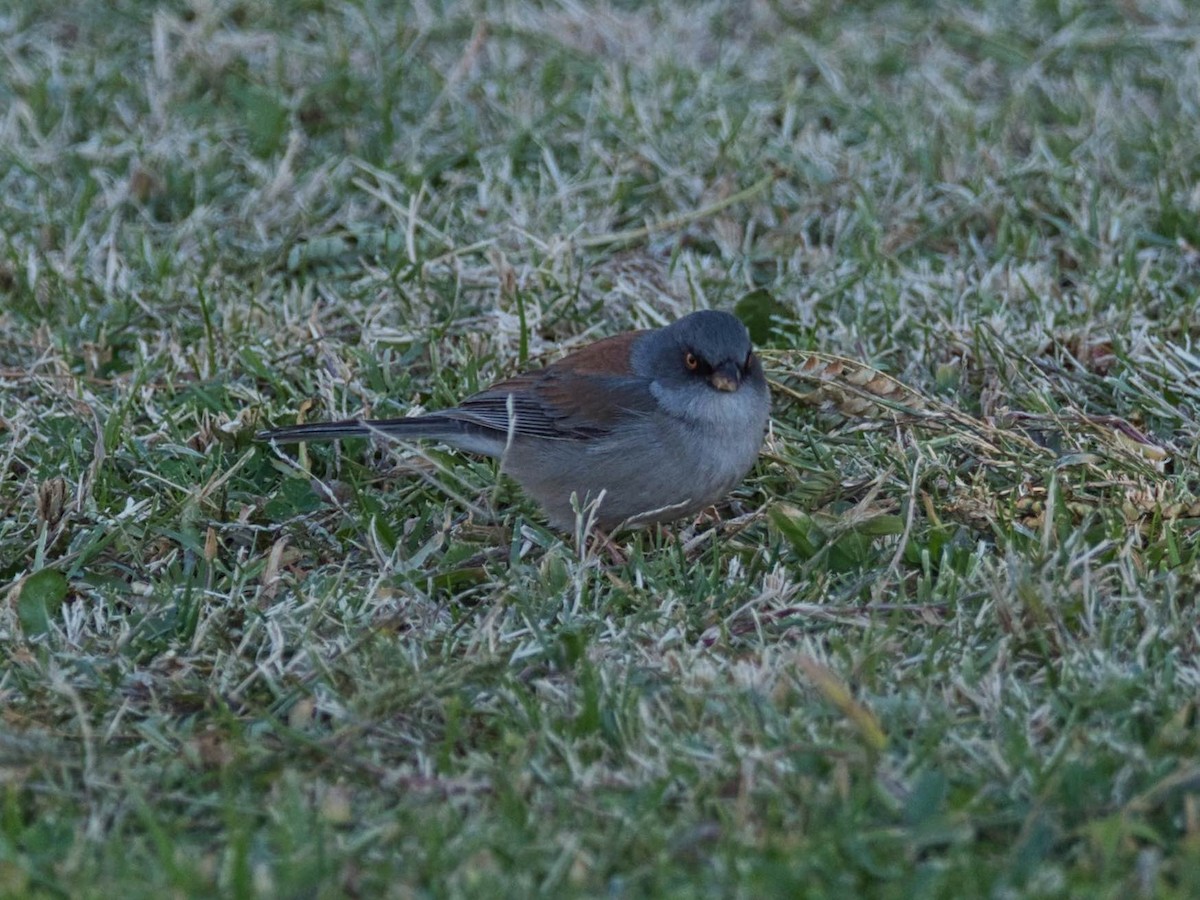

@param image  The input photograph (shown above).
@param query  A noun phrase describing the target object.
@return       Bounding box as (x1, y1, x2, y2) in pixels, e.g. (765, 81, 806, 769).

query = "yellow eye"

(685, 352, 699, 371)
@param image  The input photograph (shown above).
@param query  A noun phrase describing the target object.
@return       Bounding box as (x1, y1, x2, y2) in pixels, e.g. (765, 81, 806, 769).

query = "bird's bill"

(709, 361, 741, 392)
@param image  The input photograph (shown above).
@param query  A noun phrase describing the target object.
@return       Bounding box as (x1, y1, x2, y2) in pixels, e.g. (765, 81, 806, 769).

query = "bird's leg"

(585, 527, 628, 566)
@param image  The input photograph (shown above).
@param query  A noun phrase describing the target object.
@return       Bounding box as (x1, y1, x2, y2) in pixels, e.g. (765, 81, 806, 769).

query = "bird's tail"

(256, 416, 457, 444)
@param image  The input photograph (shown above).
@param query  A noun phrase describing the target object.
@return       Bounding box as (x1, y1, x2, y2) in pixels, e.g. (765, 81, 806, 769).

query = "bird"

(257, 310, 771, 531)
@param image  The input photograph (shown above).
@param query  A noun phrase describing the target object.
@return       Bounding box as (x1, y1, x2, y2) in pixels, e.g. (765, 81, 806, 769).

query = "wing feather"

(441, 331, 656, 441)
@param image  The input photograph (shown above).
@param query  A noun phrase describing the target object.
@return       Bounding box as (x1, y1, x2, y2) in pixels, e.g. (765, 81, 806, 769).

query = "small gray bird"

(258, 310, 770, 530)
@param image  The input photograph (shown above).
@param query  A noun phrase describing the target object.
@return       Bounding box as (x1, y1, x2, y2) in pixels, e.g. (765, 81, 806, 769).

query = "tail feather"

(257, 416, 455, 444)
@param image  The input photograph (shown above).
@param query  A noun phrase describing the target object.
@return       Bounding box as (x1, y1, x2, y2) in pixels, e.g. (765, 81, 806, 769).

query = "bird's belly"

(504, 410, 765, 530)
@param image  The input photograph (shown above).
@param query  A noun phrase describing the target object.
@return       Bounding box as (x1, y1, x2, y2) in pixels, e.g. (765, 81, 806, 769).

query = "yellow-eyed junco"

(258, 310, 770, 530)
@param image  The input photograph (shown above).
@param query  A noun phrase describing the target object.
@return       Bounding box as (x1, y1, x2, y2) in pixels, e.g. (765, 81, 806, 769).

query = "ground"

(2, 0, 1200, 896)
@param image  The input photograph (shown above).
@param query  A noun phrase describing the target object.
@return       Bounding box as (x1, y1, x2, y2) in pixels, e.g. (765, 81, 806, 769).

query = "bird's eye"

(743, 351, 754, 371)
(685, 352, 699, 371)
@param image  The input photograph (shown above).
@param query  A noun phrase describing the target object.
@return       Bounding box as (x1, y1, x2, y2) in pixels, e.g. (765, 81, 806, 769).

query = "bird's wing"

(444, 331, 658, 441)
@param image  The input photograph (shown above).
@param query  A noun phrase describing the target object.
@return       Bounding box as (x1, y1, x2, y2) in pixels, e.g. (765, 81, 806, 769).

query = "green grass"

(3, 0, 1200, 895)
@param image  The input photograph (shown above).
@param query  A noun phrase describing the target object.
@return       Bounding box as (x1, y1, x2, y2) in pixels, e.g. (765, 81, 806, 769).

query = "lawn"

(3, 0, 1200, 896)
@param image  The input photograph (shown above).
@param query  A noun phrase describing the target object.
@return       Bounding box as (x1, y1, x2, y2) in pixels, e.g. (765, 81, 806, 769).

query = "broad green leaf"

(734, 288, 791, 346)
(16, 569, 69, 639)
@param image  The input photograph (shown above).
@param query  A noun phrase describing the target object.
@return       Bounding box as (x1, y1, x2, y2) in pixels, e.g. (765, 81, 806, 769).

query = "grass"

(2, 0, 1200, 895)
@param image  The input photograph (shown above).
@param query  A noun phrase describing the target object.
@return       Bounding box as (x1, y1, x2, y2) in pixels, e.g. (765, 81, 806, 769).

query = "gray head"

(633, 310, 763, 394)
